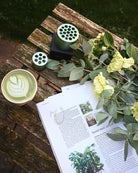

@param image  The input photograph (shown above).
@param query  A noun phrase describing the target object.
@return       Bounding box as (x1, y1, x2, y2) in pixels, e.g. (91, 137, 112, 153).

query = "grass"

(0, 0, 138, 46)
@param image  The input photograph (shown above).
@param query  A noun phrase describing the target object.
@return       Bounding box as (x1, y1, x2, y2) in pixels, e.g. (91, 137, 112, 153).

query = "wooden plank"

(13, 44, 76, 88)
(0, 122, 59, 173)
(0, 96, 55, 159)
(53, 3, 138, 51)
(41, 15, 62, 33)
(27, 28, 51, 54)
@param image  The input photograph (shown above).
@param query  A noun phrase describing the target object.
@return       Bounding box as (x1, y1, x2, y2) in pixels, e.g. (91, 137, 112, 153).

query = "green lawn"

(0, 0, 138, 46)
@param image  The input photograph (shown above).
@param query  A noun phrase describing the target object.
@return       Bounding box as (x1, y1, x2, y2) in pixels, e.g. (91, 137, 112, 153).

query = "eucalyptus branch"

(83, 68, 92, 73)
(83, 56, 93, 70)
(97, 58, 108, 67)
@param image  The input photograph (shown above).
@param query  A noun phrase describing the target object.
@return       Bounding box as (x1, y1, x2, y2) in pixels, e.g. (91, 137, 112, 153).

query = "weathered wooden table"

(0, 3, 137, 173)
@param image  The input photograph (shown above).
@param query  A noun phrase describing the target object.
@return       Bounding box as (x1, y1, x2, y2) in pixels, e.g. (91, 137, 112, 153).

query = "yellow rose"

(107, 51, 135, 73)
(93, 73, 107, 98)
(123, 57, 134, 68)
(131, 101, 138, 121)
(107, 51, 124, 73)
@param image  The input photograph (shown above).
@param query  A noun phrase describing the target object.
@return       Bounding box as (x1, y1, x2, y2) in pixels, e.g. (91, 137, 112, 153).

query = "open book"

(36, 81, 138, 173)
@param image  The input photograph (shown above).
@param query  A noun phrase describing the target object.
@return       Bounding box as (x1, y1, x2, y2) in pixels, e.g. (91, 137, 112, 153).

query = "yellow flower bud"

(131, 101, 138, 121)
(123, 57, 134, 68)
(93, 72, 107, 98)
(107, 51, 124, 73)
(101, 32, 105, 36)
(102, 46, 107, 51)
(97, 33, 102, 39)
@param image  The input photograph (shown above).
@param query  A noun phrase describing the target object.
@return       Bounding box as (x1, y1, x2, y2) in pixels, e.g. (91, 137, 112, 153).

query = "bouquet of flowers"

(46, 32, 138, 160)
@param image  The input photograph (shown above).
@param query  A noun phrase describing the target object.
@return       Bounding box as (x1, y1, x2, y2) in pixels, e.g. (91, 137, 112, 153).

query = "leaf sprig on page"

(46, 32, 138, 160)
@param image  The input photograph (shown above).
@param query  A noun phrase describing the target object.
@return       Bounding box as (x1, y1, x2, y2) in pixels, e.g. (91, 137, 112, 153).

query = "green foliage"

(107, 101, 117, 119)
(69, 67, 84, 81)
(96, 112, 108, 122)
(133, 132, 138, 141)
(82, 40, 92, 56)
(46, 59, 60, 70)
(69, 144, 104, 173)
(102, 89, 113, 100)
(89, 68, 109, 81)
(99, 52, 109, 62)
(80, 74, 90, 85)
(107, 133, 126, 141)
(58, 63, 75, 77)
(114, 127, 128, 135)
(48, 31, 138, 161)
(96, 97, 104, 109)
(127, 44, 138, 62)
(124, 140, 128, 161)
(104, 32, 114, 47)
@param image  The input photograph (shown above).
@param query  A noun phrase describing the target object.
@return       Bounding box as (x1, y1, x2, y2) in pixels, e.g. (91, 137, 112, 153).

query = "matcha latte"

(1, 69, 37, 104)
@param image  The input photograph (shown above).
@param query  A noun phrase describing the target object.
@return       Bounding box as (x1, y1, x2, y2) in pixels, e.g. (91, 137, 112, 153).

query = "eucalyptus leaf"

(108, 117, 114, 125)
(119, 70, 125, 76)
(104, 32, 114, 47)
(133, 76, 138, 85)
(122, 81, 133, 90)
(126, 123, 138, 134)
(124, 141, 128, 161)
(114, 127, 128, 135)
(123, 106, 131, 116)
(123, 38, 129, 45)
(128, 133, 133, 142)
(46, 60, 60, 70)
(113, 114, 123, 123)
(80, 74, 90, 85)
(99, 52, 109, 62)
(125, 71, 136, 80)
(125, 42, 130, 50)
(102, 89, 113, 100)
(89, 68, 109, 80)
(129, 140, 138, 155)
(96, 112, 108, 121)
(126, 43, 138, 62)
(126, 93, 136, 104)
(107, 133, 126, 141)
(82, 40, 92, 56)
(79, 59, 85, 68)
(103, 102, 108, 112)
(98, 117, 108, 126)
(107, 101, 117, 119)
(133, 132, 138, 141)
(96, 97, 104, 109)
(93, 64, 102, 70)
(69, 67, 84, 81)
(119, 92, 136, 104)
(58, 63, 75, 77)
(124, 115, 137, 123)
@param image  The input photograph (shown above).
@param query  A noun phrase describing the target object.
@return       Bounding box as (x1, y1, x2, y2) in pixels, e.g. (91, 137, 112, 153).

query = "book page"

(37, 82, 138, 173)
